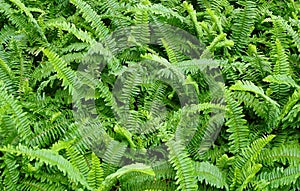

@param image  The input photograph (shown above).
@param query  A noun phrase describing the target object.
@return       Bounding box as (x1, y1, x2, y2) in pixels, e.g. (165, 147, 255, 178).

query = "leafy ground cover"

(0, 0, 299, 190)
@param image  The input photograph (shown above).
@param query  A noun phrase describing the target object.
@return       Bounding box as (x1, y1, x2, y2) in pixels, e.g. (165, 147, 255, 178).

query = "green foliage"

(0, 0, 299, 190)
(194, 161, 228, 190)
(167, 140, 198, 191)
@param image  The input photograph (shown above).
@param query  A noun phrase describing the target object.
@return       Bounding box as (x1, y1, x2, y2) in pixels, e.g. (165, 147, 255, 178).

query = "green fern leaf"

(42, 48, 75, 93)
(263, 75, 300, 89)
(195, 161, 228, 190)
(0, 144, 90, 190)
(0, 81, 33, 143)
(70, 0, 109, 40)
(230, 80, 279, 107)
(47, 21, 95, 44)
(225, 90, 249, 154)
(258, 144, 300, 167)
(88, 153, 104, 189)
(258, 165, 300, 189)
(96, 163, 155, 191)
(230, 1, 257, 52)
(167, 140, 198, 191)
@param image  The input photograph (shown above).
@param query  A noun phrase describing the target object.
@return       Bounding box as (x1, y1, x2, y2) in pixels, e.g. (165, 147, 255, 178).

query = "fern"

(18, 179, 68, 191)
(1, 153, 20, 191)
(230, 1, 257, 52)
(42, 48, 76, 93)
(0, 0, 299, 190)
(230, 80, 279, 107)
(258, 165, 300, 189)
(225, 90, 249, 154)
(280, 17, 300, 52)
(263, 74, 300, 89)
(7, 0, 46, 41)
(272, 39, 290, 75)
(280, 89, 300, 128)
(0, 81, 33, 143)
(195, 161, 228, 190)
(167, 140, 198, 191)
(46, 21, 95, 44)
(70, 0, 109, 40)
(66, 146, 89, 178)
(0, 144, 91, 190)
(258, 144, 300, 167)
(88, 153, 104, 189)
(102, 140, 127, 177)
(96, 163, 155, 191)
(229, 135, 275, 190)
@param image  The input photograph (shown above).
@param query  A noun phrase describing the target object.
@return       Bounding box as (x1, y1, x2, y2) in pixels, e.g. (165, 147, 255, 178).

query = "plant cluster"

(0, 0, 299, 190)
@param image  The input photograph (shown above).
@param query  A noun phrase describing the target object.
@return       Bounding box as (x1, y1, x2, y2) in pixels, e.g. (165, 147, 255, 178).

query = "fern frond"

(0, 115, 18, 146)
(183, 1, 203, 40)
(129, 3, 186, 23)
(273, 38, 290, 75)
(153, 161, 176, 180)
(8, 0, 46, 41)
(66, 146, 89, 178)
(236, 163, 262, 191)
(195, 161, 228, 190)
(0, 49, 15, 93)
(230, 1, 257, 52)
(230, 80, 279, 107)
(18, 179, 68, 191)
(119, 162, 177, 191)
(0, 81, 32, 143)
(0, 25, 15, 44)
(0, 1, 28, 31)
(31, 61, 54, 86)
(143, 81, 167, 118)
(96, 163, 155, 191)
(46, 21, 95, 44)
(258, 144, 300, 167)
(229, 135, 275, 190)
(280, 18, 300, 52)
(42, 48, 75, 93)
(263, 75, 300, 89)
(29, 119, 71, 147)
(102, 140, 127, 177)
(175, 59, 223, 75)
(70, 0, 109, 40)
(258, 165, 300, 189)
(270, 15, 288, 47)
(61, 42, 89, 53)
(206, 8, 223, 33)
(234, 135, 275, 170)
(0, 144, 90, 190)
(225, 90, 249, 154)
(232, 91, 280, 130)
(122, 179, 176, 191)
(167, 140, 198, 191)
(63, 121, 102, 153)
(280, 89, 300, 128)
(161, 37, 178, 63)
(61, 52, 85, 63)
(1, 153, 19, 191)
(98, 0, 131, 28)
(88, 153, 104, 189)
(142, 53, 185, 82)
(268, 39, 292, 105)
(186, 103, 225, 158)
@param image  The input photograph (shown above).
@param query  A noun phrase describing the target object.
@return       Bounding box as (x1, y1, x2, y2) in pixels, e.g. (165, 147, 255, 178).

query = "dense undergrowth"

(0, 0, 299, 190)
